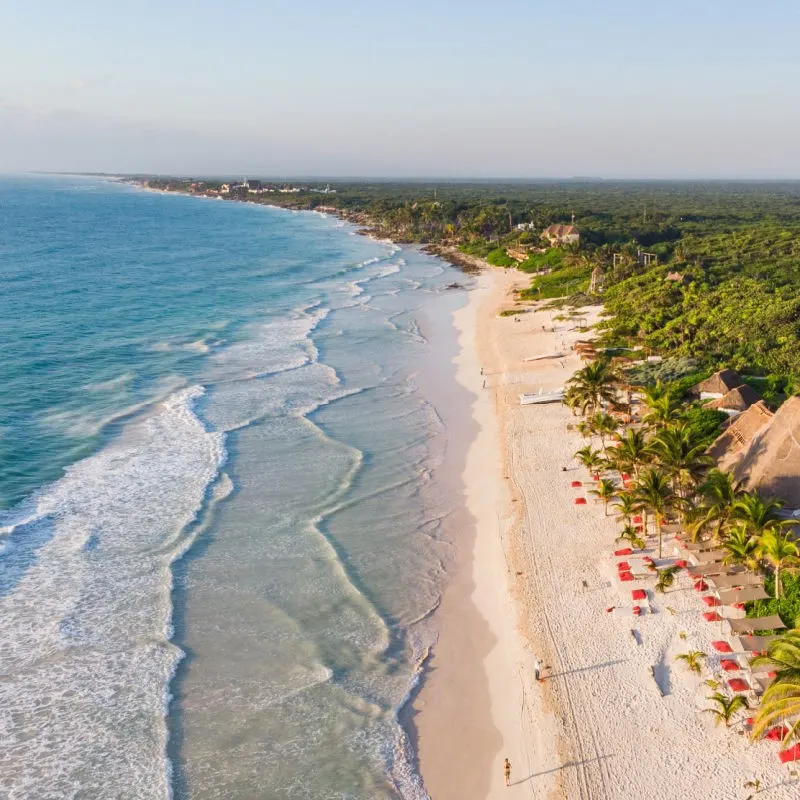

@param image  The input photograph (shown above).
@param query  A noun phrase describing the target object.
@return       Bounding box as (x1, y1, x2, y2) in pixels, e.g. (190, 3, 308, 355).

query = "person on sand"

(504, 758, 511, 787)
(533, 656, 542, 681)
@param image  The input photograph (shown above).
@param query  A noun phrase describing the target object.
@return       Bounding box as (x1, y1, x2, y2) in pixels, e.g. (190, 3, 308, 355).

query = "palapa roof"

(543, 223, 579, 238)
(717, 585, 770, 605)
(732, 395, 800, 507)
(694, 369, 743, 396)
(728, 614, 786, 634)
(708, 572, 764, 591)
(733, 635, 778, 653)
(704, 383, 762, 412)
(707, 400, 774, 470)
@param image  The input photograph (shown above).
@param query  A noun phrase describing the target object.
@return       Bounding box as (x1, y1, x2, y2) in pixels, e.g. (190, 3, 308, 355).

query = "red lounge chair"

(702, 596, 720, 607)
(617, 562, 631, 570)
(632, 606, 642, 616)
(733, 602, 745, 610)
(728, 678, 749, 692)
(571, 480, 582, 487)
(694, 581, 708, 592)
(631, 589, 646, 600)
(778, 744, 800, 764)
(619, 572, 634, 582)
(765, 726, 790, 742)
(574, 497, 587, 505)
(621, 473, 631, 481)
(675, 560, 687, 568)
(720, 659, 740, 671)
(632, 515, 643, 524)
(703, 612, 722, 622)
(614, 548, 633, 556)
(712, 641, 733, 653)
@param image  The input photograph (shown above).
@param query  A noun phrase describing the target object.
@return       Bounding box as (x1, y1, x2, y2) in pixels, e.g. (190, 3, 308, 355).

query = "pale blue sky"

(1, 0, 798, 177)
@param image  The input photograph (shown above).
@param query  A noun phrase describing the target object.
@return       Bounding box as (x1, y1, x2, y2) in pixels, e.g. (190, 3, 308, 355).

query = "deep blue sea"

(0, 176, 471, 799)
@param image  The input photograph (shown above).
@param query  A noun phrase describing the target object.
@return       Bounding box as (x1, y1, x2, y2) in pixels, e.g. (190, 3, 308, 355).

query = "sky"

(1, 0, 799, 178)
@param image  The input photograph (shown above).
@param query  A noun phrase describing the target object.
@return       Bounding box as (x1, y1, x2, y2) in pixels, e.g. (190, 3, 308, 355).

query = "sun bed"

(712, 640, 733, 653)
(779, 743, 800, 764)
(728, 615, 787, 635)
(702, 596, 721, 607)
(703, 612, 723, 622)
(720, 659, 741, 671)
(614, 548, 633, 556)
(727, 678, 750, 692)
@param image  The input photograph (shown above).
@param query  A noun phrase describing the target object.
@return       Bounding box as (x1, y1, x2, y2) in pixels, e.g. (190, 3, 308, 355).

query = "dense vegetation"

(138, 176, 800, 395)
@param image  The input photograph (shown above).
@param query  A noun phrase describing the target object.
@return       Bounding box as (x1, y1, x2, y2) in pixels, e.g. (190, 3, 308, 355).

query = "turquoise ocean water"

(0, 177, 471, 798)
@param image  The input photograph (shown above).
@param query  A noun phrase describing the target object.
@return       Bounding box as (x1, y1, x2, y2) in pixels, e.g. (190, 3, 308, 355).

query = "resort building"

(707, 400, 774, 472)
(542, 223, 580, 246)
(704, 383, 762, 417)
(692, 369, 744, 400)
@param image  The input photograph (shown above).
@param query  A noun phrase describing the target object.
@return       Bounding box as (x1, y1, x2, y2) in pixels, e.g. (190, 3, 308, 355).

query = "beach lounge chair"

(728, 678, 750, 693)
(779, 743, 800, 764)
(614, 548, 633, 556)
(712, 640, 733, 653)
(704, 612, 723, 622)
(720, 659, 741, 671)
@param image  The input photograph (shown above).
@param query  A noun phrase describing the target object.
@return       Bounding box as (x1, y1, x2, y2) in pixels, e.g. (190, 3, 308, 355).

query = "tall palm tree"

(751, 629, 800, 743)
(635, 468, 677, 558)
(612, 428, 650, 480)
(590, 478, 618, 515)
(574, 445, 604, 475)
(648, 424, 712, 501)
(731, 493, 789, 539)
(587, 411, 619, 455)
(641, 392, 681, 430)
(754, 528, 800, 599)
(565, 359, 619, 416)
(612, 491, 639, 525)
(703, 692, 749, 728)
(721, 524, 759, 571)
(690, 469, 745, 542)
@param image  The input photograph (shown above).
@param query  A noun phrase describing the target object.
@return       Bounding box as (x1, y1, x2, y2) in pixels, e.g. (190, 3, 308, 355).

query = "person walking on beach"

(533, 656, 542, 681)
(504, 758, 512, 787)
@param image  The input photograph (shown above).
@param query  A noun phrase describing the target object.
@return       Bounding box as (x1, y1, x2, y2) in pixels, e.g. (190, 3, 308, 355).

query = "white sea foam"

(0, 386, 224, 799)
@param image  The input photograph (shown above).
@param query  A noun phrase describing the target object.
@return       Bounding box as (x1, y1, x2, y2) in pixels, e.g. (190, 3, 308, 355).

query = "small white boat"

(523, 352, 566, 362)
(520, 388, 565, 405)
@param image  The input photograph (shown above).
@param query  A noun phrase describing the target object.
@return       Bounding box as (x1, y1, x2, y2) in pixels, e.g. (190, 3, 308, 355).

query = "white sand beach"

(414, 267, 798, 799)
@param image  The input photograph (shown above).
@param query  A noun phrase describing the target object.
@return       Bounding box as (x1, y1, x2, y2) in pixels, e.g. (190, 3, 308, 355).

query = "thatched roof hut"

(731, 396, 800, 508)
(693, 369, 743, 399)
(704, 384, 762, 414)
(707, 400, 774, 472)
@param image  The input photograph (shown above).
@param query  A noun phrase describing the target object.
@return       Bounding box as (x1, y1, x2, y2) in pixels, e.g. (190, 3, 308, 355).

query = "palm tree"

(565, 359, 619, 416)
(751, 629, 800, 743)
(655, 565, 681, 593)
(703, 692, 749, 728)
(690, 469, 745, 542)
(590, 478, 618, 515)
(612, 428, 650, 480)
(574, 445, 604, 475)
(641, 389, 681, 430)
(615, 525, 645, 550)
(648, 424, 712, 501)
(586, 411, 619, 455)
(635, 468, 678, 558)
(754, 528, 800, 599)
(675, 650, 706, 674)
(721, 524, 759, 571)
(612, 491, 639, 525)
(731, 492, 788, 539)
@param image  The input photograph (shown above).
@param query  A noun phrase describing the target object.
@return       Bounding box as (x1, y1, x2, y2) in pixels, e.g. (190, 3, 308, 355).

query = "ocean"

(0, 176, 472, 799)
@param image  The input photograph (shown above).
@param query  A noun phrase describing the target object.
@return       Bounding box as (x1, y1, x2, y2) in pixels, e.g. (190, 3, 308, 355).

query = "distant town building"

(515, 222, 536, 232)
(693, 369, 744, 401)
(704, 384, 762, 417)
(542, 224, 580, 246)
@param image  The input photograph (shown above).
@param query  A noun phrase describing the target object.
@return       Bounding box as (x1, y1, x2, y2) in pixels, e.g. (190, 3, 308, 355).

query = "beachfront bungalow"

(704, 383, 762, 417)
(707, 400, 774, 472)
(542, 224, 580, 246)
(692, 369, 744, 400)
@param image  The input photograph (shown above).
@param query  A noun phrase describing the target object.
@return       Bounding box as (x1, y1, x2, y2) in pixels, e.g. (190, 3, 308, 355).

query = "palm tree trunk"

(775, 563, 781, 599)
(657, 517, 663, 559)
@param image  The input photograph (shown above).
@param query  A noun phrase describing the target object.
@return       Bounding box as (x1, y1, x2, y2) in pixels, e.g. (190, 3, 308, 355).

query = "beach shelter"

(728, 615, 787, 636)
(731, 635, 779, 654)
(717, 586, 770, 605)
(692, 549, 728, 564)
(708, 573, 764, 591)
(683, 540, 721, 553)
(686, 563, 728, 578)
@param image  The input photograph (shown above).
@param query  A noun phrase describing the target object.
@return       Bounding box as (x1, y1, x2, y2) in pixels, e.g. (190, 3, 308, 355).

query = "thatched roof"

(693, 369, 743, 396)
(732, 396, 800, 508)
(704, 383, 761, 412)
(707, 400, 774, 471)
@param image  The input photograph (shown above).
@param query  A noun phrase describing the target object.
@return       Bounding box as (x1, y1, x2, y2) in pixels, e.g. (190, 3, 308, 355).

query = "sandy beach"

(413, 267, 798, 799)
